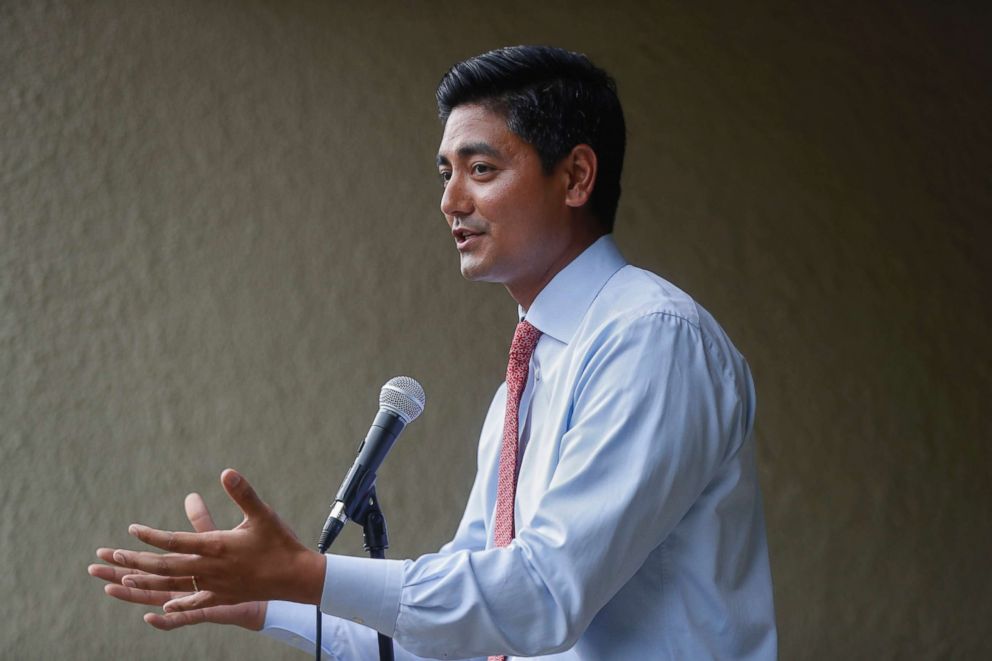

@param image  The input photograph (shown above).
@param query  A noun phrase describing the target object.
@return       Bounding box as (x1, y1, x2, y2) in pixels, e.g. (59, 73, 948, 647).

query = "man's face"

(437, 104, 573, 303)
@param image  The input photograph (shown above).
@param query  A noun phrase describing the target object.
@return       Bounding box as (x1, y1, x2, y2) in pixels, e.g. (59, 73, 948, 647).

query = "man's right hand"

(88, 492, 267, 632)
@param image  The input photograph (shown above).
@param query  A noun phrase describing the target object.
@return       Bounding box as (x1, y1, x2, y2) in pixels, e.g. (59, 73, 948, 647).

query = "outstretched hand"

(91, 469, 324, 621)
(89, 489, 266, 630)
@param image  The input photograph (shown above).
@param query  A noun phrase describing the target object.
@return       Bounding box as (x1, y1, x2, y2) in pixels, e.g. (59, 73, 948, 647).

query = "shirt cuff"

(321, 553, 404, 637)
(262, 600, 322, 652)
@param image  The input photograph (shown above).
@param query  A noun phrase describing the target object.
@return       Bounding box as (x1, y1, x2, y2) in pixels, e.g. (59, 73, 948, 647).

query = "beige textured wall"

(2, 1, 989, 658)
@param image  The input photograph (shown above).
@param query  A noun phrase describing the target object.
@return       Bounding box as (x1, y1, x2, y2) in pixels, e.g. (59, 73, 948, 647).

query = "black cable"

(377, 629, 395, 661)
(316, 539, 328, 660)
(315, 603, 322, 660)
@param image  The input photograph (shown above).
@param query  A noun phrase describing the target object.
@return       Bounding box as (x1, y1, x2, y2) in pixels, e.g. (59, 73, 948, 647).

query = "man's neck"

(508, 230, 606, 311)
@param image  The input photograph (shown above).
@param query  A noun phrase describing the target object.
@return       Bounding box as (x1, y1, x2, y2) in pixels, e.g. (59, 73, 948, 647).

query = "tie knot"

(509, 320, 542, 362)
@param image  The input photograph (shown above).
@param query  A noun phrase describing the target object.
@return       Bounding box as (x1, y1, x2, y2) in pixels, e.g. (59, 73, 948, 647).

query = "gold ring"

(191, 576, 199, 592)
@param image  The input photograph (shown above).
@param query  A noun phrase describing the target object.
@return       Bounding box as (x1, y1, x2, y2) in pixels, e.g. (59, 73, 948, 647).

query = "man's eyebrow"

(436, 142, 503, 166)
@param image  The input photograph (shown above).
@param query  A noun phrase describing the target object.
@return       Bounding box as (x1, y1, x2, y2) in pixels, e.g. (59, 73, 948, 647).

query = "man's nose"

(440, 173, 473, 218)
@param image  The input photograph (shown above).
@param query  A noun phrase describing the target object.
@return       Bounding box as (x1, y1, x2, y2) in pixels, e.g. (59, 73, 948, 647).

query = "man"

(90, 46, 777, 659)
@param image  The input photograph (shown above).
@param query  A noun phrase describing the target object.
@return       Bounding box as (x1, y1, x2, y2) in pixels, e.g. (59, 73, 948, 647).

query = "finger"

(144, 603, 261, 630)
(119, 573, 195, 593)
(144, 608, 209, 631)
(97, 547, 140, 568)
(111, 549, 200, 577)
(104, 582, 189, 607)
(184, 493, 217, 533)
(127, 524, 218, 555)
(221, 469, 269, 520)
(164, 589, 218, 613)
(88, 563, 148, 585)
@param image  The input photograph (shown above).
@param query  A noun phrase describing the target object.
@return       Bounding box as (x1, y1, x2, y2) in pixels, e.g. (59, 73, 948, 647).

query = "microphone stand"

(312, 487, 395, 661)
(354, 487, 395, 661)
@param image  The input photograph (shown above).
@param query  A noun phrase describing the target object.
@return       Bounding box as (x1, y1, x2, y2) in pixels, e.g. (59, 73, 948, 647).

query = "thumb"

(220, 469, 269, 520)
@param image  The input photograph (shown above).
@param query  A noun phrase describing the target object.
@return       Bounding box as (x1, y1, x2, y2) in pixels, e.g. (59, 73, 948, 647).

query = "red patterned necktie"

(489, 320, 541, 661)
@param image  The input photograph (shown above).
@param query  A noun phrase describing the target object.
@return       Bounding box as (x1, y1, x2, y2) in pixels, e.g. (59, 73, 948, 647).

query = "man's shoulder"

(591, 264, 702, 329)
(579, 264, 746, 369)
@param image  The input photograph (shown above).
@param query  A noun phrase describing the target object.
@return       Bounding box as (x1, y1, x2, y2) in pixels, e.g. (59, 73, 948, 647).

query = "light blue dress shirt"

(264, 235, 777, 659)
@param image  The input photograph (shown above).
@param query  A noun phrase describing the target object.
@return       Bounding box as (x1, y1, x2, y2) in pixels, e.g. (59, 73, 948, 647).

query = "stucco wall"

(2, 1, 989, 658)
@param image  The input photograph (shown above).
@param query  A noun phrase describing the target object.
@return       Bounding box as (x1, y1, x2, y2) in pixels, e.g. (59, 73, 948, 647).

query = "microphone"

(317, 376, 426, 553)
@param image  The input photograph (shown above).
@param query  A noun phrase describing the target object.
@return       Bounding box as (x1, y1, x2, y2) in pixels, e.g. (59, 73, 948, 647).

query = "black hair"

(436, 45, 626, 231)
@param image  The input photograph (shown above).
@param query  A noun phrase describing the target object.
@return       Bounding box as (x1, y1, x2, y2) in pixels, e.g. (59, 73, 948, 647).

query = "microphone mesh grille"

(379, 376, 426, 424)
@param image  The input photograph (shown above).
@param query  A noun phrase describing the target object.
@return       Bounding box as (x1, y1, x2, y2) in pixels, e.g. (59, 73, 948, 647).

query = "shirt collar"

(519, 234, 627, 345)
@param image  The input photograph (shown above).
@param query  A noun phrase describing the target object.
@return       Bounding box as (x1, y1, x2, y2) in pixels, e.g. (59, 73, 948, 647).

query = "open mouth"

(453, 228, 484, 249)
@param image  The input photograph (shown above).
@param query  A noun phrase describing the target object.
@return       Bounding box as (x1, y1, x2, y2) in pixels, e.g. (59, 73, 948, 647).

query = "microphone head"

(379, 376, 426, 424)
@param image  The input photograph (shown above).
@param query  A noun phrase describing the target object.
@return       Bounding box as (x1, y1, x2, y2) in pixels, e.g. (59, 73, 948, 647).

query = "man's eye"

(439, 171, 451, 186)
(472, 164, 492, 175)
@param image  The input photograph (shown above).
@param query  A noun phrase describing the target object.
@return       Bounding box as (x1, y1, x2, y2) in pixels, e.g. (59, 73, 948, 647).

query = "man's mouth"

(453, 227, 485, 249)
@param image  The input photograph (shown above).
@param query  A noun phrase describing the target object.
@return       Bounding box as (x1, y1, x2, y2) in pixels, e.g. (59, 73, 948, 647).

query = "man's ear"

(563, 144, 598, 209)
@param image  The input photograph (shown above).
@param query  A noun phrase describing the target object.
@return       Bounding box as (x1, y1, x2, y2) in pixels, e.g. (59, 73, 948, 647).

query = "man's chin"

(459, 257, 495, 283)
